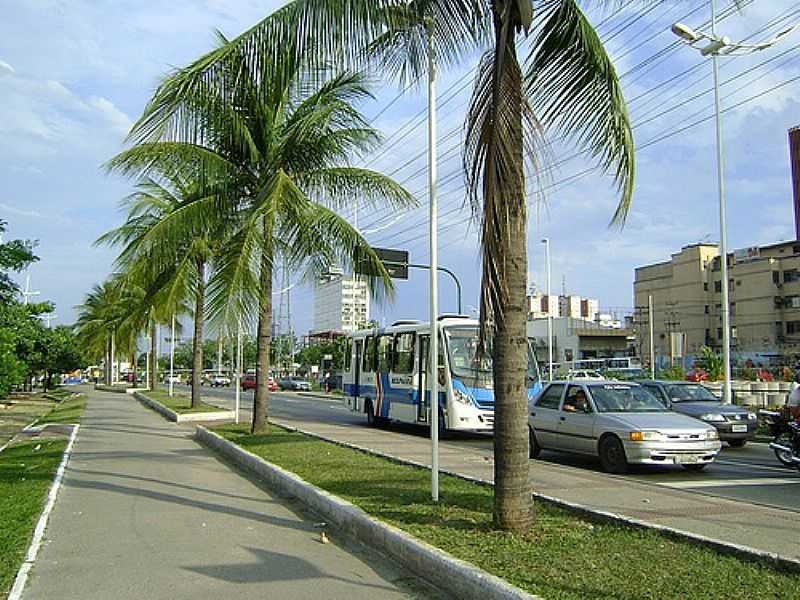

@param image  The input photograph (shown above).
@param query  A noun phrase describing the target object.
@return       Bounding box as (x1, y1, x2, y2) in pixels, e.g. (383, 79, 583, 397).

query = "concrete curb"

(133, 391, 235, 423)
(195, 425, 539, 600)
(297, 392, 343, 402)
(271, 420, 800, 575)
(94, 384, 130, 394)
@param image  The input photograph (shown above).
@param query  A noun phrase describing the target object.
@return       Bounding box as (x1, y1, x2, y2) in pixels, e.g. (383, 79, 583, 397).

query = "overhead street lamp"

(672, 3, 797, 405)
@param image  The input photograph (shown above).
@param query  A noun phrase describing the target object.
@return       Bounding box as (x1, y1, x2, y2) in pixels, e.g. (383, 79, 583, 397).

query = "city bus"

(342, 315, 542, 433)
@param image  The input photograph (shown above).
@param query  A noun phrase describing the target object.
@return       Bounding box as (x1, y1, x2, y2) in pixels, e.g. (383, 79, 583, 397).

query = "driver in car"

(564, 389, 589, 413)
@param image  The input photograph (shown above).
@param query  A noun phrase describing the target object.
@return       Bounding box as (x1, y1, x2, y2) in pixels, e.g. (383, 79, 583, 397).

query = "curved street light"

(671, 4, 797, 405)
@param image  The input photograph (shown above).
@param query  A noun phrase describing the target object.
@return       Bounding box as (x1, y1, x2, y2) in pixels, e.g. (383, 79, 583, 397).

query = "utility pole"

(169, 313, 176, 397)
(648, 295, 655, 379)
(22, 273, 40, 305)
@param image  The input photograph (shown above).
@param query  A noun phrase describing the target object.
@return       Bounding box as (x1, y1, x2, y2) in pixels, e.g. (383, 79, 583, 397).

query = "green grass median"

(0, 390, 86, 598)
(213, 423, 798, 600)
(142, 389, 226, 414)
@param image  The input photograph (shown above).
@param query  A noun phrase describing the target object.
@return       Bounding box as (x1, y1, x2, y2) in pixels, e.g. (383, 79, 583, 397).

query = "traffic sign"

(356, 247, 409, 280)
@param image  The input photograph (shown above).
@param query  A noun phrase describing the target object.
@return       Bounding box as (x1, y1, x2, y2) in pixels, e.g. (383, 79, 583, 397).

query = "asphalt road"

(180, 385, 800, 513)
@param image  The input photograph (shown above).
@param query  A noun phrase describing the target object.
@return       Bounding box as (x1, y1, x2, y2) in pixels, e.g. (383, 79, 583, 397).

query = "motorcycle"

(761, 407, 800, 470)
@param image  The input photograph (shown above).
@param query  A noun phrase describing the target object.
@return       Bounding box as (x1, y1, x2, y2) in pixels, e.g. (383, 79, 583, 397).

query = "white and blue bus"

(342, 315, 542, 433)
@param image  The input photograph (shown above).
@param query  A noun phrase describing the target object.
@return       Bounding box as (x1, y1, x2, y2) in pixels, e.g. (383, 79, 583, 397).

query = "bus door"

(417, 335, 429, 423)
(353, 339, 362, 399)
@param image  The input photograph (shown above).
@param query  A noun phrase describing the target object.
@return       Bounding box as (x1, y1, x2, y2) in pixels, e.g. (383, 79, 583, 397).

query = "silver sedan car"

(528, 381, 722, 473)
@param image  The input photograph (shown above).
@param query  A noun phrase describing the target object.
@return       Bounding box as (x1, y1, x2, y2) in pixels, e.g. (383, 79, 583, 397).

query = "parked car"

(566, 369, 605, 381)
(278, 376, 312, 391)
(165, 374, 182, 384)
(528, 381, 721, 473)
(210, 374, 231, 387)
(241, 374, 278, 392)
(636, 380, 757, 447)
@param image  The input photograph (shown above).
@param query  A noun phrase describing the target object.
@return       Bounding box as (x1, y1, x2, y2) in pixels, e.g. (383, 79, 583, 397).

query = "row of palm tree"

(81, 0, 642, 533)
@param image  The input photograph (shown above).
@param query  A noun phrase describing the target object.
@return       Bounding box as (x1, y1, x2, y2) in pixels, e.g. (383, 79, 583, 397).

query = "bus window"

(393, 333, 415, 374)
(377, 335, 393, 371)
(363, 336, 375, 372)
(343, 338, 352, 372)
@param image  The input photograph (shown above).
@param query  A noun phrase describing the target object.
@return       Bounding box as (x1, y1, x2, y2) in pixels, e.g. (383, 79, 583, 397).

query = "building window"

(703, 282, 709, 291)
(714, 281, 722, 293)
(729, 278, 734, 289)
(715, 303, 722, 312)
(788, 321, 800, 335)
(363, 336, 376, 372)
(717, 328, 723, 339)
(393, 333, 415, 374)
(785, 269, 800, 283)
(773, 271, 781, 285)
(704, 305, 709, 314)
(736, 280, 742, 286)
(730, 302, 736, 316)
(785, 296, 800, 309)
(711, 257, 721, 271)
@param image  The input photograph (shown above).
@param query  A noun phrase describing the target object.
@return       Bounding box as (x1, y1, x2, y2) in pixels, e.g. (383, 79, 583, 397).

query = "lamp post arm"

(406, 263, 463, 315)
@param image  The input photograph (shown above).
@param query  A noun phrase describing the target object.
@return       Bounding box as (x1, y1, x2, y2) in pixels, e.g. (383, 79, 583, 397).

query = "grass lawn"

(0, 439, 68, 598)
(37, 393, 87, 426)
(213, 423, 799, 600)
(143, 389, 227, 414)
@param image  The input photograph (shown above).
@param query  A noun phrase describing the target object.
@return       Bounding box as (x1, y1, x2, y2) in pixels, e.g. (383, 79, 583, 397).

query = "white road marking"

(715, 458, 797, 474)
(659, 476, 800, 489)
(9, 424, 80, 600)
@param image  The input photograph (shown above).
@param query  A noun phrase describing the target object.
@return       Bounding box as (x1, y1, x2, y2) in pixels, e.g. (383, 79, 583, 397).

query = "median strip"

(132, 390, 235, 423)
(199, 422, 800, 600)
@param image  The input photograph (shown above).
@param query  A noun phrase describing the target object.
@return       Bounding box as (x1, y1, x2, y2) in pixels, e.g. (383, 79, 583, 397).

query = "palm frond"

(525, 0, 635, 225)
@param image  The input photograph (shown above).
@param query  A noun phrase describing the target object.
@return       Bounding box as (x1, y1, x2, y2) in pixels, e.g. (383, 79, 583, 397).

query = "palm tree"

(75, 278, 130, 384)
(98, 176, 220, 407)
(127, 0, 636, 532)
(116, 50, 415, 433)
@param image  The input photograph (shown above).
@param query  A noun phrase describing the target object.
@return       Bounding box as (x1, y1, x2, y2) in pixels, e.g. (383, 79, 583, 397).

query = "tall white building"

(527, 291, 599, 322)
(313, 273, 369, 333)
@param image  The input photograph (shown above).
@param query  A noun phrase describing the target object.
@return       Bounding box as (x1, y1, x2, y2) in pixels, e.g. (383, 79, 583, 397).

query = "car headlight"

(747, 413, 757, 421)
(629, 430, 663, 442)
(700, 413, 726, 422)
(453, 388, 473, 405)
(706, 429, 719, 440)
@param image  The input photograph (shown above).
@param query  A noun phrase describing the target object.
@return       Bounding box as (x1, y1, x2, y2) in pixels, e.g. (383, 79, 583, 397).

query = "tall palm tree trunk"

(105, 336, 113, 385)
(490, 2, 532, 532)
(252, 248, 273, 434)
(149, 319, 158, 389)
(191, 258, 206, 408)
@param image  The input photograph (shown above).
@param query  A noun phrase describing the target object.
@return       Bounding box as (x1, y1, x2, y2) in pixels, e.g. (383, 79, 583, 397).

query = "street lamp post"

(541, 239, 553, 381)
(427, 19, 439, 503)
(672, 6, 796, 404)
(169, 313, 175, 397)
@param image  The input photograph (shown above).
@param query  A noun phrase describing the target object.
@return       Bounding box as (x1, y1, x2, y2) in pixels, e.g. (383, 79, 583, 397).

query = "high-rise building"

(526, 291, 599, 321)
(313, 273, 369, 334)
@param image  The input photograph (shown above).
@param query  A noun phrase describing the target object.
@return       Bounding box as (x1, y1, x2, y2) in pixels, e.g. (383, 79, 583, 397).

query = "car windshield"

(665, 384, 718, 402)
(589, 385, 667, 413)
(443, 326, 540, 387)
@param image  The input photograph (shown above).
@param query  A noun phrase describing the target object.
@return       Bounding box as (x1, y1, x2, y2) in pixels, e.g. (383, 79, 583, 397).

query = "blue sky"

(2, 1, 799, 340)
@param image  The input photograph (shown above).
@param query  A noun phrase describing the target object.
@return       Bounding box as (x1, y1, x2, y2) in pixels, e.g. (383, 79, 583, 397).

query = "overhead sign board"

(356, 247, 409, 280)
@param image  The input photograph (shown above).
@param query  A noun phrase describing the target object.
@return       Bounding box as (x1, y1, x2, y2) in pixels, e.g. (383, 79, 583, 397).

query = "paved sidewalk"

(264, 410, 800, 561)
(22, 390, 432, 600)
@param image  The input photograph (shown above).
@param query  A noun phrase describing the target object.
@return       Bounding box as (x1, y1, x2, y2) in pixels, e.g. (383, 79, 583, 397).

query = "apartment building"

(527, 292, 599, 321)
(312, 273, 369, 334)
(634, 241, 800, 364)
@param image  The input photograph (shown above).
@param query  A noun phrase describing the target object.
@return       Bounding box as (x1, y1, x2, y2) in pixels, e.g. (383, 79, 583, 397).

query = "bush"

(658, 365, 685, 380)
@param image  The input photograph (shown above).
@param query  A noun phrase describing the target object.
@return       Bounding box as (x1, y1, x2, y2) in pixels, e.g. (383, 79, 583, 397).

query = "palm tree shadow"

(183, 545, 401, 594)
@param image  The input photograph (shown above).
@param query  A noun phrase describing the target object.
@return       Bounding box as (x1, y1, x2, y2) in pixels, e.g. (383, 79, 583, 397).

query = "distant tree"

(0, 219, 38, 304)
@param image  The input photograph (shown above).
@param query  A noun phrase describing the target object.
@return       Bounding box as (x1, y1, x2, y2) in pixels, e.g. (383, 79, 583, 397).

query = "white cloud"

(0, 58, 14, 75)
(88, 96, 132, 136)
(0, 203, 41, 219)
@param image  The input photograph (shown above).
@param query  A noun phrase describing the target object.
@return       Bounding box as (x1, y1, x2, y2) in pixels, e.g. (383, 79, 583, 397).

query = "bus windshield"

(443, 326, 540, 387)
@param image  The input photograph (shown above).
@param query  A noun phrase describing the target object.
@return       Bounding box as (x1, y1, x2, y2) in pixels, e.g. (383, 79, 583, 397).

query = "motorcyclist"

(787, 374, 800, 422)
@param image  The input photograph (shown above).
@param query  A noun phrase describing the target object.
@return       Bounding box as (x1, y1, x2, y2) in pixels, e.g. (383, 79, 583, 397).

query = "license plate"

(675, 455, 699, 464)
(731, 424, 748, 433)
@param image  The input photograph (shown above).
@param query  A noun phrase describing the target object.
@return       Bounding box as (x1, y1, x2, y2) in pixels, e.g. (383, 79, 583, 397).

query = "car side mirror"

(582, 404, 592, 414)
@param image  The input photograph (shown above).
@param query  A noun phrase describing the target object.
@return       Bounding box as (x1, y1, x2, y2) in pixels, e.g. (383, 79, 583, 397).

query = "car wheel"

(727, 439, 746, 448)
(599, 436, 628, 474)
(529, 427, 541, 459)
(682, 464, 707, 472)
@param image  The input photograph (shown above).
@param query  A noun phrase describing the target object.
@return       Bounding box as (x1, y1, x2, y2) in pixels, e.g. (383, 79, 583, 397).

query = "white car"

(210, 374, 231, 387)
(165, 375, 182, 384)
(566, 369, 605, 381)
(528, 381, 721, 473)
